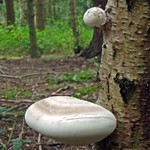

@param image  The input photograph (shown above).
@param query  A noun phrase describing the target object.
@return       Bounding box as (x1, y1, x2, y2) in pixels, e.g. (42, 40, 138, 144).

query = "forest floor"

(0, 56, 99, 150)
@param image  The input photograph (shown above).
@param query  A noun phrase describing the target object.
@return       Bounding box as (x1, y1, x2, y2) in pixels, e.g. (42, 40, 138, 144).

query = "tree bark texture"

(35, 0, 45, 30)
(79, 0, 107, 59)
(96, 0, 150, 149)
(5, 0, 15, 25)
(27, 0, 40, 58)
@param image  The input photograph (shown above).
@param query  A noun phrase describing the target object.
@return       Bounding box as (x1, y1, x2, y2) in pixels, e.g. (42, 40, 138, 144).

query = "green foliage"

(0, 106, 25, 118)
(0, 25, 29, 56)
(3, 90, 16, 100)
(37, 21, 74, 54)
(1, 88, 32, 100)
(0, 18, 92, 57)
(0, 0, 93, 57)
(73, 69, 96, 82)
(0, 128, 4, 134)
(0, 106, 8, 113)
(0, 106, 12, 117)
(0, 106, 15, 117)
(10, 138, 31, 150)
(46, 69, 96, 85)
(74, 86, 97, 99)
(78, 16, 93, 48)
(19, 91, 32, 98)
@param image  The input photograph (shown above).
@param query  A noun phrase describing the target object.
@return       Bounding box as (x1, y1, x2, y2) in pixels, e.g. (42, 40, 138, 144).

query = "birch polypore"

(83, 7, 107, 28)
(25, 96, 116, 146)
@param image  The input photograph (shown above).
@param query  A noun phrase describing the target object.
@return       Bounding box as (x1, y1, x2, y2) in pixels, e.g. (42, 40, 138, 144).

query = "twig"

(51, 86, 69, 95)
(2, 105, 20, 114)
(0, 139, 7, 150)
(0, 72, 56, 79)
(0, 65, 8, 74)
(6, 121, 16, 145)
(0, 99, 33, 103)
(19, 119, 25, 139)
(0, 74, 19, 79)
(38, 133, 42, 150)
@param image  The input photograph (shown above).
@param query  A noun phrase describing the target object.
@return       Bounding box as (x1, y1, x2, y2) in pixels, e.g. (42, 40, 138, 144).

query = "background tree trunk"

(79, 0, 107, 60)
(19, 0, 27, 25)
(80, 28, 103, 61)
(45, 0, 52, 24)
(0, 0, 5, 24)
(27, 0, 40, 58)
(35, 0, 45, 30)
(5, 0, 15, 25)
(96, 0, 150, 149)
(69, 0, 81, 54)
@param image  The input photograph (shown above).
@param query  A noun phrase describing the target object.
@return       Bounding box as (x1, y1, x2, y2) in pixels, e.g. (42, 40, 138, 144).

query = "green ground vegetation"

(0, 20, 93, 58)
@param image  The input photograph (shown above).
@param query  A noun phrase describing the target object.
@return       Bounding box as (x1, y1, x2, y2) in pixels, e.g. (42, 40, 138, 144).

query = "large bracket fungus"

(25, 96, 116, 146)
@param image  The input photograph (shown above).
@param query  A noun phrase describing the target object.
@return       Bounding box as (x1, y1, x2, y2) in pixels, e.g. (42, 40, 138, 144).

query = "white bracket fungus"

(25, 96, 116, 146)
(83, 7, 111, 29)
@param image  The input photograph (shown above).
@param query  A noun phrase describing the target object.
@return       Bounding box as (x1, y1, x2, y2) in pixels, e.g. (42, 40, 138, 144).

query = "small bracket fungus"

(25, 96, 116, 146)
(83, 7, 111, 30)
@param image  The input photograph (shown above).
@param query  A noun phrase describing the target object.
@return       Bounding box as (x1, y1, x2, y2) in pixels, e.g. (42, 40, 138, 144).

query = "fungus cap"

(83, 7, 107, 27)
(25, 96, 116, 146)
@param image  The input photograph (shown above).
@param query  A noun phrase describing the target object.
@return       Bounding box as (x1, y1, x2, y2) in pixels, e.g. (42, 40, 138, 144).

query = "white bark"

(97, 0, 150, 149)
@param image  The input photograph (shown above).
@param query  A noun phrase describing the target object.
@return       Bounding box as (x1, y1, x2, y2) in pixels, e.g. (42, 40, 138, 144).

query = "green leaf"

(11, 138, 32, 150)
(0, 128, 4, 133)
(0, 107, 7, 113)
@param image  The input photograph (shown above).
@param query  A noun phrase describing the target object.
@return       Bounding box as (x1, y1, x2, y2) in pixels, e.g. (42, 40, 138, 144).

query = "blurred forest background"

(0, 1, 100, 149)
(0, 0, 94, 58)
(0, 0, 105, 147)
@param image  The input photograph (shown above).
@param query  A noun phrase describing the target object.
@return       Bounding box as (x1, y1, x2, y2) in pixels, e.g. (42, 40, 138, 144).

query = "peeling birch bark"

(96, 0, 150, 149)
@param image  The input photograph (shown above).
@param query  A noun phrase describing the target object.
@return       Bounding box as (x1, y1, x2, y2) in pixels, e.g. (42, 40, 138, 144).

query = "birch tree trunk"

(96, 0, 150, 149)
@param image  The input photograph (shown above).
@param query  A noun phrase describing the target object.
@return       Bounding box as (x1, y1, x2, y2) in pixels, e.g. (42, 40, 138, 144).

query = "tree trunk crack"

(107, 73, 111, 101)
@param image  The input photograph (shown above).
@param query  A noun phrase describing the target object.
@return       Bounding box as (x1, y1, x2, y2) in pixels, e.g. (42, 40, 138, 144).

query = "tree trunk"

(79, 0, 107, 59)
(0, 0, 5, 24)
(27, 0, 40, 58)
(96, 0, 150, 149)
(5, 0, 15, 25)
(69, 0, 81, 54)
(19, 0, 27, 25)
(80, 28, 103, 61)
(35, 0, 45, 30)
(45, 0, 51, 24)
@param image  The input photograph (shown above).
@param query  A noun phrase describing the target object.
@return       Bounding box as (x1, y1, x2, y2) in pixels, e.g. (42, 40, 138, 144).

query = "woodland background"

(0, 1, 100, 149)
(0, 0, 94, 58)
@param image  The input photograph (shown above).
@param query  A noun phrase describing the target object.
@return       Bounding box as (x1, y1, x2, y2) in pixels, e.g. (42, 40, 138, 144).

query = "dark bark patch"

(125, 0, 134, 12)
(114, 73, 136, 103)
(93, 0, 108, 9)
